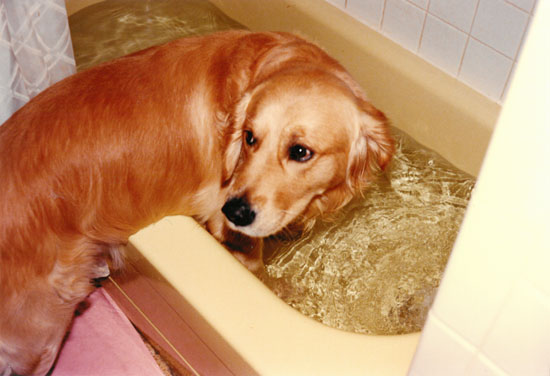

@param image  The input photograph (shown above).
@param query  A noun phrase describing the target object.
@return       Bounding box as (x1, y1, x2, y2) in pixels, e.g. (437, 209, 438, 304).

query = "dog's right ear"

(222, 91, 253, 185)
(346, 100, 394, 193)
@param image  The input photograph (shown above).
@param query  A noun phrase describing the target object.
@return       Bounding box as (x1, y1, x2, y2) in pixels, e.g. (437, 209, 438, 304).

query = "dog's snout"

(222, 196, 256, 227)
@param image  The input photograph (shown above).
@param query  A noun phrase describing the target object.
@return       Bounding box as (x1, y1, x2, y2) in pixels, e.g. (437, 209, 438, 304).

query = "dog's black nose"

(222, 196, 256, 227)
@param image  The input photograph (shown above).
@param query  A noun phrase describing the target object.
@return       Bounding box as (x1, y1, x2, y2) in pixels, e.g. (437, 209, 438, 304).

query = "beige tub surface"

(123, 216, 420, 375)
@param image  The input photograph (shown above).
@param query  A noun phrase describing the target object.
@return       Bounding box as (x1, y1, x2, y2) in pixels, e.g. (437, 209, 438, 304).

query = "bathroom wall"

(409, 1, 550, 373)
(325, 0, 538, 103)
(325, 1, 549, 375)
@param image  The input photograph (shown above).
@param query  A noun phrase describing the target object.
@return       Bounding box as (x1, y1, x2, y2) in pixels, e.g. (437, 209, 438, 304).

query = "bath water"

(263, 127, 474, 334)
(70, 0, 475, 336)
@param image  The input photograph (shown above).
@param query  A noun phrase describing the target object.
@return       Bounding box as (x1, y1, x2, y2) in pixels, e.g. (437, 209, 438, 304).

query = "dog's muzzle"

(222, 196, 256, 227)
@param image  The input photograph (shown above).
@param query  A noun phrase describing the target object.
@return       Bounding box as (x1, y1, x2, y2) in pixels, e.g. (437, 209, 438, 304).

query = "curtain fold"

(0, 0, 75, 124)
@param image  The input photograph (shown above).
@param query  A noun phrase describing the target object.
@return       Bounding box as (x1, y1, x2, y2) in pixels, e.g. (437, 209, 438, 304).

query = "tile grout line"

(470, 280, 522, 376)
(503, 0, 534, 14)
(428, 310, 512, 375)
(500, 9, 535, 100)
(416, 1, 430, 53)
(379, 0, 388, 33)
(456, 0, 481, 78)
(327, 0, 514, 102)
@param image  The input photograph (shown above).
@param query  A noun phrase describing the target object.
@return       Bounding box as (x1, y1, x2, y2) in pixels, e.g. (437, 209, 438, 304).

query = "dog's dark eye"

(289, 144, 313, 162)
(244, 130, 257, 146)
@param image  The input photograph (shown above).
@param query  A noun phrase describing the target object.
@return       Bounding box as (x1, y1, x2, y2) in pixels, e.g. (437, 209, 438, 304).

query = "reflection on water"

(69, 0, 243, 71)
(263, 128, 475, 334)
(69, 0, 475, 336)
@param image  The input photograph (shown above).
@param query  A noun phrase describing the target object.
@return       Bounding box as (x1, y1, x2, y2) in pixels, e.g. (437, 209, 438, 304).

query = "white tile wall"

(328, 0, 539, 102)
(471, 0, 529, 59)
(381, 0, 426, 51)
(325, 0, 346, 8)
(419, 14, 468, 75)
(409, 313, 476, 376)
(459, 38, 514, 100)
(507, 0, 537, 12)
(408, 0, 428, 9)
(429, 0, 478, 32)
(346, 0, 384, 29)
(480, 282, 550, 375)
(409, 0, 550, 373)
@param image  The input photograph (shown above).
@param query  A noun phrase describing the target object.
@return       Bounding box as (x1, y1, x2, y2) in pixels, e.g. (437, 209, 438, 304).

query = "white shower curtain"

(0, 0, 75, 125)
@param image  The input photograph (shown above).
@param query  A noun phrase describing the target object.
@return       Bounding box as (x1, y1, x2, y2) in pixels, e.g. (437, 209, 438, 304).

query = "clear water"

(69, 0, 243, 71)
(70, 0, 475, 336)
(263, 128, 474, 334)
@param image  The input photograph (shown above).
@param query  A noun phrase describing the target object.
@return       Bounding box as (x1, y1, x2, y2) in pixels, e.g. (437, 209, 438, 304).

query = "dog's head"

(221, 42, 393, 238)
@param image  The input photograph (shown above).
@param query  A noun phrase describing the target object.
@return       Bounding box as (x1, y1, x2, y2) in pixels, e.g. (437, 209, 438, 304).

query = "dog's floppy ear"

(347, 100, 394, 192)
(299, 100, 393, 228)
(327, 67, 393, 191)
(222, 92, 253, 184)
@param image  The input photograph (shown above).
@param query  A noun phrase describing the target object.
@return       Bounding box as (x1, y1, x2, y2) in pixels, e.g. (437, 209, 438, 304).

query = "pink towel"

(52, 288, 164, 376)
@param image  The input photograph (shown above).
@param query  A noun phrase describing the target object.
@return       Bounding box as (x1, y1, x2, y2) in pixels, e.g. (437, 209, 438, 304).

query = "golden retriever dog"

(0, 30, 392, 375)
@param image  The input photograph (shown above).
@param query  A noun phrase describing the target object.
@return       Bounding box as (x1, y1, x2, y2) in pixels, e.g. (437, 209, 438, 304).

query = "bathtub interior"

(64, 0, 502, 375)
(68, 0, 244, 71)
(262, 126, 475, 336)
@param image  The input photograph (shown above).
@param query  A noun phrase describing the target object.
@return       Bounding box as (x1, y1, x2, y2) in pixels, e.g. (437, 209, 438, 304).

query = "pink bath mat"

(51, 287, 164, 376)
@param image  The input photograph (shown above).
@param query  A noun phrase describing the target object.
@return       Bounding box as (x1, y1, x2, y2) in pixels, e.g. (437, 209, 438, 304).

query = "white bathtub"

(65, 0, 502, 374)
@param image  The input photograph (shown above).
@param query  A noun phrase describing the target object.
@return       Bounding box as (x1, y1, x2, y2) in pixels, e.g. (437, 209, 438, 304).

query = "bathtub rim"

(210, 0, 501, 177)
(122, 215, 421, 376)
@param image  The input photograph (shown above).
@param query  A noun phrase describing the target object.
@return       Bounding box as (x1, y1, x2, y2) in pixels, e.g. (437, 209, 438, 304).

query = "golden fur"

(0, 30, 392, 375)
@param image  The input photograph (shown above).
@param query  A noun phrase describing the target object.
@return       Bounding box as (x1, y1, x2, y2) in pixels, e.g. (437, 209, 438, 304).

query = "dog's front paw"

(222, 228, 266, 276)
(91, 258, 110, 287)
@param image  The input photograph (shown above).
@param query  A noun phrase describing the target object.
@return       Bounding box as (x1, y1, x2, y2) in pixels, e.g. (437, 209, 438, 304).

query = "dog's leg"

(6, 239, 110, 374)
(205, 214, 266, 275)
(90, 244, 127, 287)
(0, 355, 9, 376)
(222, 228, 265, 278)
(1, 283, 75, 376)
(225, 233, 264, 276)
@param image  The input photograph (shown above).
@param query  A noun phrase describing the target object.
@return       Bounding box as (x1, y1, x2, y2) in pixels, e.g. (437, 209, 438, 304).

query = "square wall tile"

(326, 0, 347, 9)
(427, 175, 524, 347)
(465, 354, 508, 376)
(506, 0, 537, 13)
(459, 38, 513, 99)
(381, 0, 425, 52)
(346, 0, 385, 29)
(409, 313, 475, 376)
(428, 0, 479, 32)
(429, 251, 515, 351)
(419, 14, 468, 75)
(409, 0, 429, 9)
(471, 0, 530, 58)
(480, 281, 550, 376)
